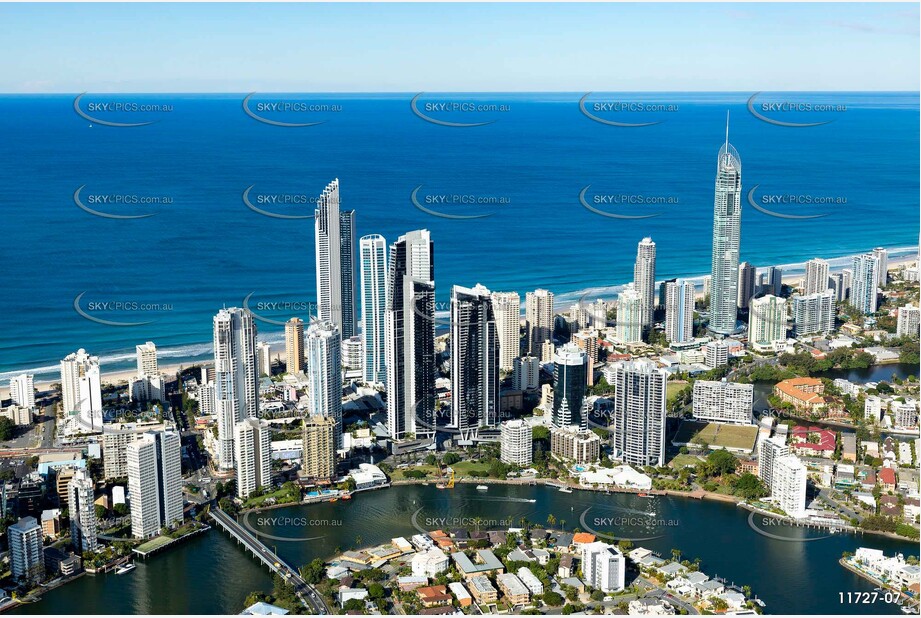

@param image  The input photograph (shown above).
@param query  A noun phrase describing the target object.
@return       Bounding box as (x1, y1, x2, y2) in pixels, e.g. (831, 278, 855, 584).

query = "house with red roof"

(878, 467, 897, 492)
(790, 426, 836, 458)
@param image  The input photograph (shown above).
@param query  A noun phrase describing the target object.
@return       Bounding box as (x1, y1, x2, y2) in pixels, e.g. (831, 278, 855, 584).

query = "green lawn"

(449, 460, 493, 477)
(389, 465, 439, 481)
(666, 381, 688, 403)
(243, 484, 301, 508)
(135, 535, 174, 554)
(673, 421, 758, 452)
(668, 453, 702, 469)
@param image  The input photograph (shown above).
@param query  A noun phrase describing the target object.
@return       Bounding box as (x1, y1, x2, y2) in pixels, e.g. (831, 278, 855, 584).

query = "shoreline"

(1, 246, 917, 387)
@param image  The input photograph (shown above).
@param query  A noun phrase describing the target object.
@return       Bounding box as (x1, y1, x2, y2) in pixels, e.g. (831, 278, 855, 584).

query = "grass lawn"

(668, 453, 702, 469)
(243, 484, 301, 508)
(666, 380, 689, 403)
(389, 465, 439, 481)
(135, 535, 174, 554)
(673, 421, 758, 452)
(449, 460, 493, 477)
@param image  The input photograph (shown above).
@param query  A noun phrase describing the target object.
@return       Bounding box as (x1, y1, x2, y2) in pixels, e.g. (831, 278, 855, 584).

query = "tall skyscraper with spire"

(315, 179, 357, 340)
(385, 230, 436, 440)
(633, 237, 657, 336)
(709, 113, 742, 335)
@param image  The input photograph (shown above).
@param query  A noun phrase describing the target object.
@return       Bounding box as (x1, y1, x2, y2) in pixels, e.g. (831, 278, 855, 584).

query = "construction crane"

(437, 466, 455, 489)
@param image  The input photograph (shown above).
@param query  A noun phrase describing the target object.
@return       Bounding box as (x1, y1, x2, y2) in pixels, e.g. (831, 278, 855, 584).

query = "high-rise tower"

(709, 114, 742, 335)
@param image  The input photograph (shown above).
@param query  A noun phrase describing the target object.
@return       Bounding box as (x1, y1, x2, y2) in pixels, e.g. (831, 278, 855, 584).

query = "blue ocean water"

(0, 92, 917, 380)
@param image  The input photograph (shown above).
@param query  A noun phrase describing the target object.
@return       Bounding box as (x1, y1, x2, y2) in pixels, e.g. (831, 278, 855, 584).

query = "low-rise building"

(412, 547, 450, 578)
(496, 572, 530, 605)
(452, 549, 505, 579)
(468, 574, 498, 603)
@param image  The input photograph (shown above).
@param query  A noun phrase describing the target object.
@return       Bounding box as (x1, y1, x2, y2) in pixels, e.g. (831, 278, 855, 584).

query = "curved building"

(709, 116, 742, 335)
(552, 343, 587, 429)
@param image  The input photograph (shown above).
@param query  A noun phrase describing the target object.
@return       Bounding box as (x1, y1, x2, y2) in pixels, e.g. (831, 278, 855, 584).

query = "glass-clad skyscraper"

(709, 117, 742, 335)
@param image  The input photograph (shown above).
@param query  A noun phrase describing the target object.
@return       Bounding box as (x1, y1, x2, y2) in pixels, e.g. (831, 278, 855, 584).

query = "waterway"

(14, 483, 918, 615)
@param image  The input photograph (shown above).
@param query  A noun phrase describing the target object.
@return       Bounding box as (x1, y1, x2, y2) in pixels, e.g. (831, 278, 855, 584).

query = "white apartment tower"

(633, 237, 657, 332)
(617, 285, 643, 344)
(851, 253, 880, 315)
(692, 381, 753, 424)
(9, 374, 35, 409)
(665, 280, 695, 344)
(213, 307, 259, 470)
(792, 291, 836, 337)
(581, 543, 626, 593)
(500, 419, 533, 467)
(512, 356, 540, 392)
(804, 258, 830, 296)
(896, 305, 920, 338)
(127, 429, 183, 539)
(136, 341, 158, 377)
(68, 468, 98, 552)
(749, 295, 787, 352)
(234, 417, 272, 499)
(611, 359, 666, 467)
(773, 454, 807, 519)
(60, 348, 103, 432)
(359, 234, 388, 384)
(306, 320, 343, 448)
(9, 517, 44, 585)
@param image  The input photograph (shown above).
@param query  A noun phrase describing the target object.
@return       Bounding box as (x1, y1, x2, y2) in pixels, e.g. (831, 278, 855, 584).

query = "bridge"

(210, 508, 329, 614)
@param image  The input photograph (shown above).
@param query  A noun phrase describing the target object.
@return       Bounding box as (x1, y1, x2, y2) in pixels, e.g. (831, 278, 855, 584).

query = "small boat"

(476, 485, 489, 491)
(328, 498, 338, 503)
(638, 493, 653, 498)
(436, 483, 446, 489)
(340, 494, 352, 501)
(900, 606, 913, 615)
(558, 486, 573, 494)
(116, 563, 136, 575)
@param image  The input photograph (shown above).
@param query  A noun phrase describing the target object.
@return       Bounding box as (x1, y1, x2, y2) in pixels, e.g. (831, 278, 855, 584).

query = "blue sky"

(1, 3, 917, 92)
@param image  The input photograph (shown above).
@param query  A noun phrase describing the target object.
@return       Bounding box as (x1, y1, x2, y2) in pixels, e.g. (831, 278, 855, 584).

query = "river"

(14, 483, 918, 615)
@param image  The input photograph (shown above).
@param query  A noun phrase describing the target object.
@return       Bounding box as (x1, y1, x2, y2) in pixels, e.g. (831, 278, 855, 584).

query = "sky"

(0, 3, 918, 92)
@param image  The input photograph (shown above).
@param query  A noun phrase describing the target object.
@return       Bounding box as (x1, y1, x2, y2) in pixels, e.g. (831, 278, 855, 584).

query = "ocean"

(1, 92, 918, 380)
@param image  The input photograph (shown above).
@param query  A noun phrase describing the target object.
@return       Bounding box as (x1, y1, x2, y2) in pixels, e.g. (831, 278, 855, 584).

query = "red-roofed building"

(878, 467, 897, 491)
(790, 426, 836, 458)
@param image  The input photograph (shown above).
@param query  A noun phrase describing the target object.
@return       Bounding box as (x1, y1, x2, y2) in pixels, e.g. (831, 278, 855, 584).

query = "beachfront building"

(772, 454, 807, 518)
(634, 237, 657, 334)
(235, 417, 272, 499)
(451, 284, 500, 438)
(306, 320, 343, 448)
(315, 178, 357, 340)
(581, 542, 626, 593)
(9, 373, 35, 409)
(749, 295, 787, 352)
(136, 341, 158, 377)
(851, 253, 880, 315)
(552, 343, 588, 429)
(709, 123, 742, 335)
(301, 415, 337, 481)
(127, 429, 183, 538)
(129, 343, 165, 404)
(692, 381, 753, 424)
(500, 419, 533, 466)
(491, 291, 521, 372)
(611, 359, 666, 467)
(385, 229, 436, 441)
(792, 291, 836, 337)
(525, 289, 554, 360)
(213, 307, 259, 470)
(60, 348, 103, 433)
(804, 258, 830, 296)
(665, 280, 695, 344)
(359, 234, 388, 385)
(872, 247, 889, 287)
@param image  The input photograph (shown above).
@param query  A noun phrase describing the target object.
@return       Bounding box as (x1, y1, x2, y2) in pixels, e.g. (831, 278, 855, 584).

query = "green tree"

(0, 417, 15, 441)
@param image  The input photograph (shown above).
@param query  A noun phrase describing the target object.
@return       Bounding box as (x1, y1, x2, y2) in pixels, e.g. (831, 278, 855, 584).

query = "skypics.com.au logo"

(579, 93, 678, 127)
(411, 93, 509, 127)
(73, 93, 173, 127)
(242, 93, 342, 127)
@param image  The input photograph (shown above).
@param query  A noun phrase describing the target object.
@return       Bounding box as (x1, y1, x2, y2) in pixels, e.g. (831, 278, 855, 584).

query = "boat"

(638, 492, 653, 498)
(340, 494, 352, 501)
(476, 485, 489, 491)
(116, 563, 136, 575)
(900, 606, 914, 614)
(558, 486, 573, 494)
(328, 498, 338, 503)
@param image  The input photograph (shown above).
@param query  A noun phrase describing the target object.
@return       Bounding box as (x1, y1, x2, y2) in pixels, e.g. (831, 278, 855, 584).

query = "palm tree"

(671, 548, 682, 562)
(559, 519, 567, 531)
(547, 514, 557, 528)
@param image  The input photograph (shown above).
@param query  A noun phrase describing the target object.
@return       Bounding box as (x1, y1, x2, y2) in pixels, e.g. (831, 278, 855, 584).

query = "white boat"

(116, 563, 136, 575)
(476, 485, 489, 491)
(558, 486, 573, 493)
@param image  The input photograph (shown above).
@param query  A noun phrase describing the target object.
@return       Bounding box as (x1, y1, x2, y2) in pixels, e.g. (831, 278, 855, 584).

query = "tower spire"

(725, 109, 730, 152)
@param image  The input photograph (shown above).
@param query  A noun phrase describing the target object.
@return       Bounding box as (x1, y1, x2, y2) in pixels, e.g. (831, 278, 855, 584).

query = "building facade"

(314, 178, 357, 339)
(213, 307, 259, 470)
(359, 234, 388, 384)
(451, 284, 500, 437)
(611, 359, 666, 467)
(234, 417, 272, 499)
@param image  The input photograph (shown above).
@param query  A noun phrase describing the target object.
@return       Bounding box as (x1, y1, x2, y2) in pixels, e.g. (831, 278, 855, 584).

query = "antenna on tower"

(725, 109, 730, 151)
